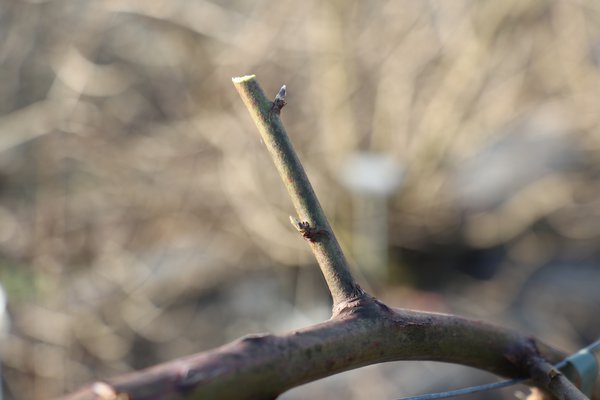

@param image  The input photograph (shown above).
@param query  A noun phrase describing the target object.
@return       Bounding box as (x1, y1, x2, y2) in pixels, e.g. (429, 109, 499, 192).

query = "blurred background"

(1, 0, 600, 399)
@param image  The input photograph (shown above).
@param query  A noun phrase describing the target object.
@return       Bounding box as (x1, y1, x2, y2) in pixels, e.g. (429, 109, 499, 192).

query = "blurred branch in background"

(0, 0, 600, 399)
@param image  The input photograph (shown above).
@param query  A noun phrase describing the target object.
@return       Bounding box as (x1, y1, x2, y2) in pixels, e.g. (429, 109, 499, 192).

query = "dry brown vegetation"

(1, 1, 600, 399)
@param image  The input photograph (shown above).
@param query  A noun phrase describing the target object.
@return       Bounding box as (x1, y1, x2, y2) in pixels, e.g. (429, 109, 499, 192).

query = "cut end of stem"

(232, 75, 256, 83)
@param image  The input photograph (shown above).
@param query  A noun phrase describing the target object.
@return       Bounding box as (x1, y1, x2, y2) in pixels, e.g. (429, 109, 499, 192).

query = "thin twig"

(400, 337, 600, 400)
(232, 75, 364, 307)
(527, 358, 589, 400)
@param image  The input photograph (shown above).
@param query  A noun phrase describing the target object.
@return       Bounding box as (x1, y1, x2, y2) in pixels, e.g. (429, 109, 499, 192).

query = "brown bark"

(57, 75, 595, 400)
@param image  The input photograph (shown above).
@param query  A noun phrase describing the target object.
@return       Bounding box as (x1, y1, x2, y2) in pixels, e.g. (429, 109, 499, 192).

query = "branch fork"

(58, 75, 594, 400)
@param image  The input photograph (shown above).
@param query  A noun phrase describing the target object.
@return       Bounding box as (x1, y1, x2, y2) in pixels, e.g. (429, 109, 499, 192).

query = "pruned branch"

(232, 75, 363, 307)
(58, 76, 596, 400)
